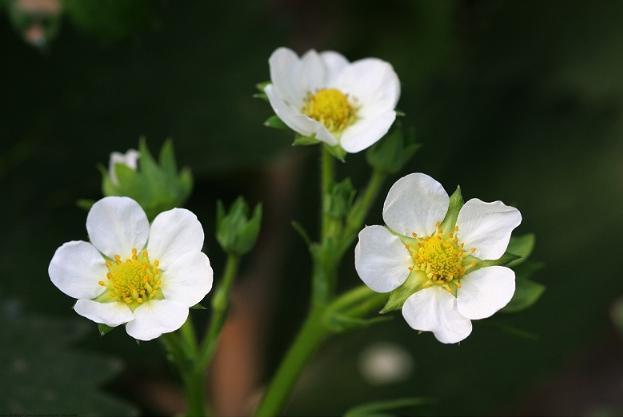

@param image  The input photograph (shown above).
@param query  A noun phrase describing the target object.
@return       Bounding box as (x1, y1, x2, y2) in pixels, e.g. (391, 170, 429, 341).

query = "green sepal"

(325, 143, 347, 162)
(98, 323, 114, 336)
(216, 197, 263, 256)
(366, 123, 420, 174)
(381, 270, 426, 313)
(440, 186, 463, 234)
(502, 261, 545, 313)
(254, 81, 270, 101)
(190, 304, 207, 310)
(76, 198, 95, 211)
(264, 115, 288, 130)
(505, 234, 535, 267)
(292, 134, 319, 146)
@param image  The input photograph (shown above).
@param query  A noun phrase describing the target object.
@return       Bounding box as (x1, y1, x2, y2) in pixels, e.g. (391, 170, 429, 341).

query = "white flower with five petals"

(265, 47, 400, 153)
(49, 196, 213, 341)
(355, 173, 522, 344)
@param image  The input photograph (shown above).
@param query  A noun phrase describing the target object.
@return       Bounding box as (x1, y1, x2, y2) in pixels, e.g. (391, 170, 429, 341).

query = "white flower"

(109, 149, 140, 184)
(265, 47, 400, 153)
(49, 196, 213, 341)
(354, 173, 522, 344)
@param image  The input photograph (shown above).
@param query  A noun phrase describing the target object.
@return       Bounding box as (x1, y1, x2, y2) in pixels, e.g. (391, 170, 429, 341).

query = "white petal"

(147, 208, 204, 269)
(340, 111, 396, 153)
(382, 173, 449, 237)
(402, 287, 472, 344)
(300, 49, 327, 92)
(125, 300, 189, 341)
(457, 266, 515, 320)
(86, 197, 149, 258)
(269, 47, 306, 105)
(265, 85, 317, 135)
(49, 241, 107, 300)
(456, 199, 522, 260)
(320, 51, 349, 82)
(354, 225, 412, 293)
(74, 299, 134, 327)
(334, 58, 400, 114)
(162, 251, 214, 307)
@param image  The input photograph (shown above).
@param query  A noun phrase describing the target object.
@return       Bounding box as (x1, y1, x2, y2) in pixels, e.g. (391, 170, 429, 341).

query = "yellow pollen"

(101, 248, 163, 309)
(409, 225, 468, 291)
(302, 88, 357, 133)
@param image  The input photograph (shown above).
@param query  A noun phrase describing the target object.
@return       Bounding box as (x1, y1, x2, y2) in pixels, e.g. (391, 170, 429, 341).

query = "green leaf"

(344, 397, 434, 417)
(0, 302, 136, 416)
(325, 313, 392, 333)
(264, 115, 288, 130)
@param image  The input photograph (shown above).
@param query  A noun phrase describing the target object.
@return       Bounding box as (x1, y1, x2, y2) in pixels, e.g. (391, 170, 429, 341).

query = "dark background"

(1, 0, 623, 416)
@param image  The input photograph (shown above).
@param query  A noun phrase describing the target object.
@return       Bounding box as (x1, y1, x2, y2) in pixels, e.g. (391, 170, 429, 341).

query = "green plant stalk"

(320, 145, 336, 239)
(339, 169, 386, 257)
(160, 254, 241, 417)
(161, 333, 206, 417)
(198, 254, 240, 370)
(254, 307, 329, 417)
(255, 152, 389, 417)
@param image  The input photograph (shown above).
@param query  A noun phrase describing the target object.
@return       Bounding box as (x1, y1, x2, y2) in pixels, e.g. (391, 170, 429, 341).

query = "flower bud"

(216, 197, 262, 256)
(101, 138, 192, 220)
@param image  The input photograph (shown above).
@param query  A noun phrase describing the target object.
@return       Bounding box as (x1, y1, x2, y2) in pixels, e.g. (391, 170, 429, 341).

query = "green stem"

(254, 308, 329, 417)
(197, 254, 240, 370)
(161, 334, 206, 417)
(320, 145, 335, 239)
(339, 169, 386, 257)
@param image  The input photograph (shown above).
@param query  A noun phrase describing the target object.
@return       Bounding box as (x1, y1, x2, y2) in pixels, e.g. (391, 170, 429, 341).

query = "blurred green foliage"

(0, 299, 136, 416)
(1, 0, 623, 416)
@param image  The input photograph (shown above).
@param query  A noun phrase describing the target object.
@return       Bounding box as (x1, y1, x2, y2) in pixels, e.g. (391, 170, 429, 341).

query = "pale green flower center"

(302, 88, 357, 133)
(98, 248, 163, 308)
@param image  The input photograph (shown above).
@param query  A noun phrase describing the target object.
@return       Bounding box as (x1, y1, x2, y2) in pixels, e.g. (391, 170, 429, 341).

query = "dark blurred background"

(2, 0, 623, 416)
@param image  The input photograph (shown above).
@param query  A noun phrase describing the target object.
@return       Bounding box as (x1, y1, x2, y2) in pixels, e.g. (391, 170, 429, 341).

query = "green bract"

(101, 139, 192, 220)
(216, 197, 262, 256)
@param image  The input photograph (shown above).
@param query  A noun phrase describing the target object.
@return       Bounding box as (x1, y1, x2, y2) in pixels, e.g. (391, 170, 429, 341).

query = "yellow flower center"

(302, 88, 357, 133)
(98, 248, 163, 308)
(408, 226, 473, 293)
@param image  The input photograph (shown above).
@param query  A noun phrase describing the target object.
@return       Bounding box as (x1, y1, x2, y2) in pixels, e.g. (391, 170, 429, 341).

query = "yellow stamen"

(408, 224, 469, 293)
(101, 248, 163, 309)
(302, 88, 357, 133)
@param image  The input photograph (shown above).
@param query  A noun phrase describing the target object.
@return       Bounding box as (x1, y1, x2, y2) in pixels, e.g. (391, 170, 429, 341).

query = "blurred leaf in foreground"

(0, 299, 136, 416)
